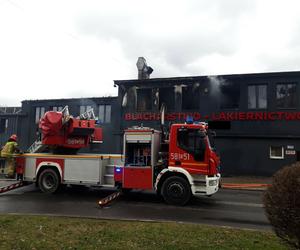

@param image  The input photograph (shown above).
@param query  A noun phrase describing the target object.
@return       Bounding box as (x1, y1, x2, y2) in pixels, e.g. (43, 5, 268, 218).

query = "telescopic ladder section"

(61, 105, 71, 125)
(27, 140, 47, 153)
(80, 108, 96, 120)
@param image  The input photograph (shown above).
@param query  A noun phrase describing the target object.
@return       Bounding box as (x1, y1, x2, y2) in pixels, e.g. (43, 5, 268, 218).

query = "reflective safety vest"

(1, 141, 18, 158)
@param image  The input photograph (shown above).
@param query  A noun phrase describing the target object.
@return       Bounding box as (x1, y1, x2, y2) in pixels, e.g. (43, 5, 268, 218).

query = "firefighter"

(0, 134, 20, 178)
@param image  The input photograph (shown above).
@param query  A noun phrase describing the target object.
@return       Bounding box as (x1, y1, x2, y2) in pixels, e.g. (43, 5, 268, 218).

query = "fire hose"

(98, 190, 122, 208)
(0, 181, 28, 194)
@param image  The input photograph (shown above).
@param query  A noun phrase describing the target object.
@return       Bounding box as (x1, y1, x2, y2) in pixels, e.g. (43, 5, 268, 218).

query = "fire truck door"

(123, 167, 153, 189)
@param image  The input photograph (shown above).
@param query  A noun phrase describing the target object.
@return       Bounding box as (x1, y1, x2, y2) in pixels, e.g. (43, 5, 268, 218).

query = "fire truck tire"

(161, 176, 191, 205)
(38, 168, 60, 194)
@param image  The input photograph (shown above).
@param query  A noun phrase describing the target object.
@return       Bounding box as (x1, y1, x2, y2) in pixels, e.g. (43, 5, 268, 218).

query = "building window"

(159, 87, 175, 111)
(0, 119, 8, 133)
(248, 85, 267, 109)
(52, 106, 63, 112)
(270, 146, 284, 159)
(182, 83, 200, 110)
(137, 88, 152, 111)
(80, 105, 92, 115)
(276, 83, 297, 108)
(35, 107, 45, 123)
(220, 82, 240, 109)
(98, 105, 111, 123)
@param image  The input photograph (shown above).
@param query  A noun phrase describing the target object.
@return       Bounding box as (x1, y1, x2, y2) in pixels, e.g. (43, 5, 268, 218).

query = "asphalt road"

(0, 183, 270, 230)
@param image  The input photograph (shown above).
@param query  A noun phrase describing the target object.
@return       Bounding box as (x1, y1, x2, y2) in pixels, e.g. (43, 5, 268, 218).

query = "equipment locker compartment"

(122, 128, 160, 190)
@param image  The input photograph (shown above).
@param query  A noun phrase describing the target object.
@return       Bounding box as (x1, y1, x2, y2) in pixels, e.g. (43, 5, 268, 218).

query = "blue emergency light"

(115, 167, 122, 173)
(186, 115, 194, 124)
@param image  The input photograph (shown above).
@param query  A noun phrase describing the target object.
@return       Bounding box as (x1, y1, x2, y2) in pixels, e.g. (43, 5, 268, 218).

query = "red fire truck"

(15, 107, 221, 205)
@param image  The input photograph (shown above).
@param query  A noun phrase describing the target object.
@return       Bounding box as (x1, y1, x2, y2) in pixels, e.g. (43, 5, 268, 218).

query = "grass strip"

(0, 214, 287, 250)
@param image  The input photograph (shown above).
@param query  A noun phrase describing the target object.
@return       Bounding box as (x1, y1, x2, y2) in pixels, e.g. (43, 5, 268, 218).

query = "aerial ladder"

(1, 105, 103, 194)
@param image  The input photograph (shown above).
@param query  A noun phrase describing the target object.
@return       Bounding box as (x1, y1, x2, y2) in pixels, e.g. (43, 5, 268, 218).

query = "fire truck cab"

(116, 122, 221, 205)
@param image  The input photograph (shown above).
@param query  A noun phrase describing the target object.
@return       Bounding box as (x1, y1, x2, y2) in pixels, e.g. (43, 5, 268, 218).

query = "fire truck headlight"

(209, 180, 218, 186)
(115, 167, 121, 173)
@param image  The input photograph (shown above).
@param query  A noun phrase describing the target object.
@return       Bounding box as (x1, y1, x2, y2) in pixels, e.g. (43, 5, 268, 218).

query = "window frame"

(0, 118, 8, 133)
(276, 82, 297, 109)
(136, 88, 153, 112)
(159, 87, 175, 111)
(181, 83, 201, 110)
(79, 105, 92, 115)
(269, 146, 284, 159)
(52, 106, 63, 112)
(35, 107, 45, 124)
(98, 104, 112, 124)
(247, 84, 267, 109)
(220, 82, 241, 110)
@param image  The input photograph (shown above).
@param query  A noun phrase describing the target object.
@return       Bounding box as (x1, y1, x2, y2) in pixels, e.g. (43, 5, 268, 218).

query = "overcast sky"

(1, 0, 300, 106)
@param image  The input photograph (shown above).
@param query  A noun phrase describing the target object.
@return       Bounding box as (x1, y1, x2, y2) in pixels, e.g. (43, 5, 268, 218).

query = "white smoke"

(207, 75, 225, 97)
(174, 85, 182, 94)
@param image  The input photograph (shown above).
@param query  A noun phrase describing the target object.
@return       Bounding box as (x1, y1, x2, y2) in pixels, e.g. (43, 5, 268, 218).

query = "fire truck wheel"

(38, 168, 60, 194)
(161, 176, 191, 205)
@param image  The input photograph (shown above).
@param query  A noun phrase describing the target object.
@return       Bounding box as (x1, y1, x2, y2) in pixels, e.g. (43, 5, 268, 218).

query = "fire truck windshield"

(177, 128, 206, 161)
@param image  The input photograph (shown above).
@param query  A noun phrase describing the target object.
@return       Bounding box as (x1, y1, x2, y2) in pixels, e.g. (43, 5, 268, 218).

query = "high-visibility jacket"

(1, 141, 18, 158)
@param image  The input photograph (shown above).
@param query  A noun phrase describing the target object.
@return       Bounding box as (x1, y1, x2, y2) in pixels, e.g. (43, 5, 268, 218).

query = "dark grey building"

(115, 71, 300, 176)
(17, 97, 120, 154)
(0, 107, 24, 146)
(2, 70, 300, 176)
